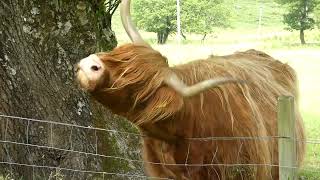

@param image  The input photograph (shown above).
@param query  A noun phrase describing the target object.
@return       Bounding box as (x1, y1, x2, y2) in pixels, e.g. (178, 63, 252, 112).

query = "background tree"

(315, 2, 320, 27)
(0, 0, 141, 179)
(278, 0, 317, 44)
(133, 0, 177, 44)
(133, 0, 231, 44)
(181, 0, 231, 41)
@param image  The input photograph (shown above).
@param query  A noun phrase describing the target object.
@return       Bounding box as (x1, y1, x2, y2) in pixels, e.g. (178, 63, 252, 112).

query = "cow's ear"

(134, 86, 184, 125)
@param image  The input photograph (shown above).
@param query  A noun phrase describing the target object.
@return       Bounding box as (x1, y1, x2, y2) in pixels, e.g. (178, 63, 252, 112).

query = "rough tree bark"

(0, 0, 141, 179)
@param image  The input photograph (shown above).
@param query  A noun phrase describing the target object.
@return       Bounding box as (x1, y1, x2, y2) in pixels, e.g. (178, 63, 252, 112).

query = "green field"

(228, 0, 287, 29)
(112, 0, 320, 178)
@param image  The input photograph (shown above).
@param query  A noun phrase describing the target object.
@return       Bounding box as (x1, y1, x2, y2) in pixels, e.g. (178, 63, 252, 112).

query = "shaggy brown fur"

(89, 44, 305, 179)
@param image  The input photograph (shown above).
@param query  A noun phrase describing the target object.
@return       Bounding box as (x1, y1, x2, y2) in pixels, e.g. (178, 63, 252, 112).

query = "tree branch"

(110, 0, 121, 16)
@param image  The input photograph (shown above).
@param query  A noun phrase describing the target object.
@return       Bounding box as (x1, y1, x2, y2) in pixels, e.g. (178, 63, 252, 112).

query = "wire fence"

(0, 113, 319, 179)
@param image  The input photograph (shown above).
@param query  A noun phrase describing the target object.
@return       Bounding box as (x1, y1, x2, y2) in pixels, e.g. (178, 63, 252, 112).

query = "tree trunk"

(157, 31, 170, 44)
(163, 30, 170, 44)
(157, 16, 171, 44)
(91, 1, 118, 51)
(157, 32, 162, 44)
(300, 0, 307, 45)
(202, 33, 207, 41)
(157, 32, 165, 44)
(300, 29, 306, 44)
(0, 1, 141, 179)
(181, 31, 187, 40)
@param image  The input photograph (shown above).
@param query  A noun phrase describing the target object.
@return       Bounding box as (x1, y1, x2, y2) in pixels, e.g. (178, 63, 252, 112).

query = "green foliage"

(133, 0, 177, 44)
(227, 0, 286, 29)
(276, 0, 317, 44)
(133, 0, 231, 43)
(282, 0, 316, 31)
(315, 2, 320, 27)
(181, 0, 231, 36)
(133, 0, 177, 34)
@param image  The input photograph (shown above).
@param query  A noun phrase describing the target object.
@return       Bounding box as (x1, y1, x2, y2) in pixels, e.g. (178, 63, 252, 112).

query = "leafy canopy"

(277, 0, 317, 31)
(133, 0, 177, 34)
(315, 1, 320, 27)
(181, 0, 230, 35)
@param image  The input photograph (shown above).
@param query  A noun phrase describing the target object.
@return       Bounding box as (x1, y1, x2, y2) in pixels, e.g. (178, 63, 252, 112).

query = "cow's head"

(76, 0, 243, 115)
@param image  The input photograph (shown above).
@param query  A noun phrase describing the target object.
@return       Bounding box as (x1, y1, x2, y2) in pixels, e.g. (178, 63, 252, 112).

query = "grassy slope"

(112, 0, 320, 178)
(229, 0, 286, 29)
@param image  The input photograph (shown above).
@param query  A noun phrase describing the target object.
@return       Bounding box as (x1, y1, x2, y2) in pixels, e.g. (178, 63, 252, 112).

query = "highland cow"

(76, 0, 305, 179)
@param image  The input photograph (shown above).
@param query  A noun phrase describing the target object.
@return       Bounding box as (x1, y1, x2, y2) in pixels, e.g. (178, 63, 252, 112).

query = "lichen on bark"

(0, 0, 141, 179)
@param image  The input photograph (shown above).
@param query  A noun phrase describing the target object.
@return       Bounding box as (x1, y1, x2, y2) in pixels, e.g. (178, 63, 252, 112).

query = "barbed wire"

(0, 112, 319, 178)
(3, 139, 316, 169)
(1, 113, 320, 143)
(0, 161, 172, 180)
(0, 114, 142, 137)
(1, 160, 318, 180)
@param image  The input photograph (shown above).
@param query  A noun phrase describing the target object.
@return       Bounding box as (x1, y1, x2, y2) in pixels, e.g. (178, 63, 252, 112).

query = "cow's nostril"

(91, 65, 101, 71)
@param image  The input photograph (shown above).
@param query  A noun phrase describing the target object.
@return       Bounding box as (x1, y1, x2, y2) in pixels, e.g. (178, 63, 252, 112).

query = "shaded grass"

(301, 112, 320, 170)
(303, 112, 320, 141)
(299, 170, 320, 180)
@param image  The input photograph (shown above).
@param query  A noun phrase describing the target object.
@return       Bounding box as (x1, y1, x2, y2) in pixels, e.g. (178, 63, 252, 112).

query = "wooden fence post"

(278, 96, 297, 180)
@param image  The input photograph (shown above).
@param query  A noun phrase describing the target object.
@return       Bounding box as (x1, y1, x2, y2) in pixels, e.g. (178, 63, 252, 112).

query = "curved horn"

(164, 73, 245, 98)
(120, 0, 150, 47)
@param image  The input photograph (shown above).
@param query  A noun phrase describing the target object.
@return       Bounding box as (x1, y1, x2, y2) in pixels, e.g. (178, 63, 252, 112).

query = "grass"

(227, 0, 287, 29)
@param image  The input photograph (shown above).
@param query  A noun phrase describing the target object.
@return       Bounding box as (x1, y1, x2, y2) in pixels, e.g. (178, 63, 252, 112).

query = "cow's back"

(157, 50, 306, 179)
